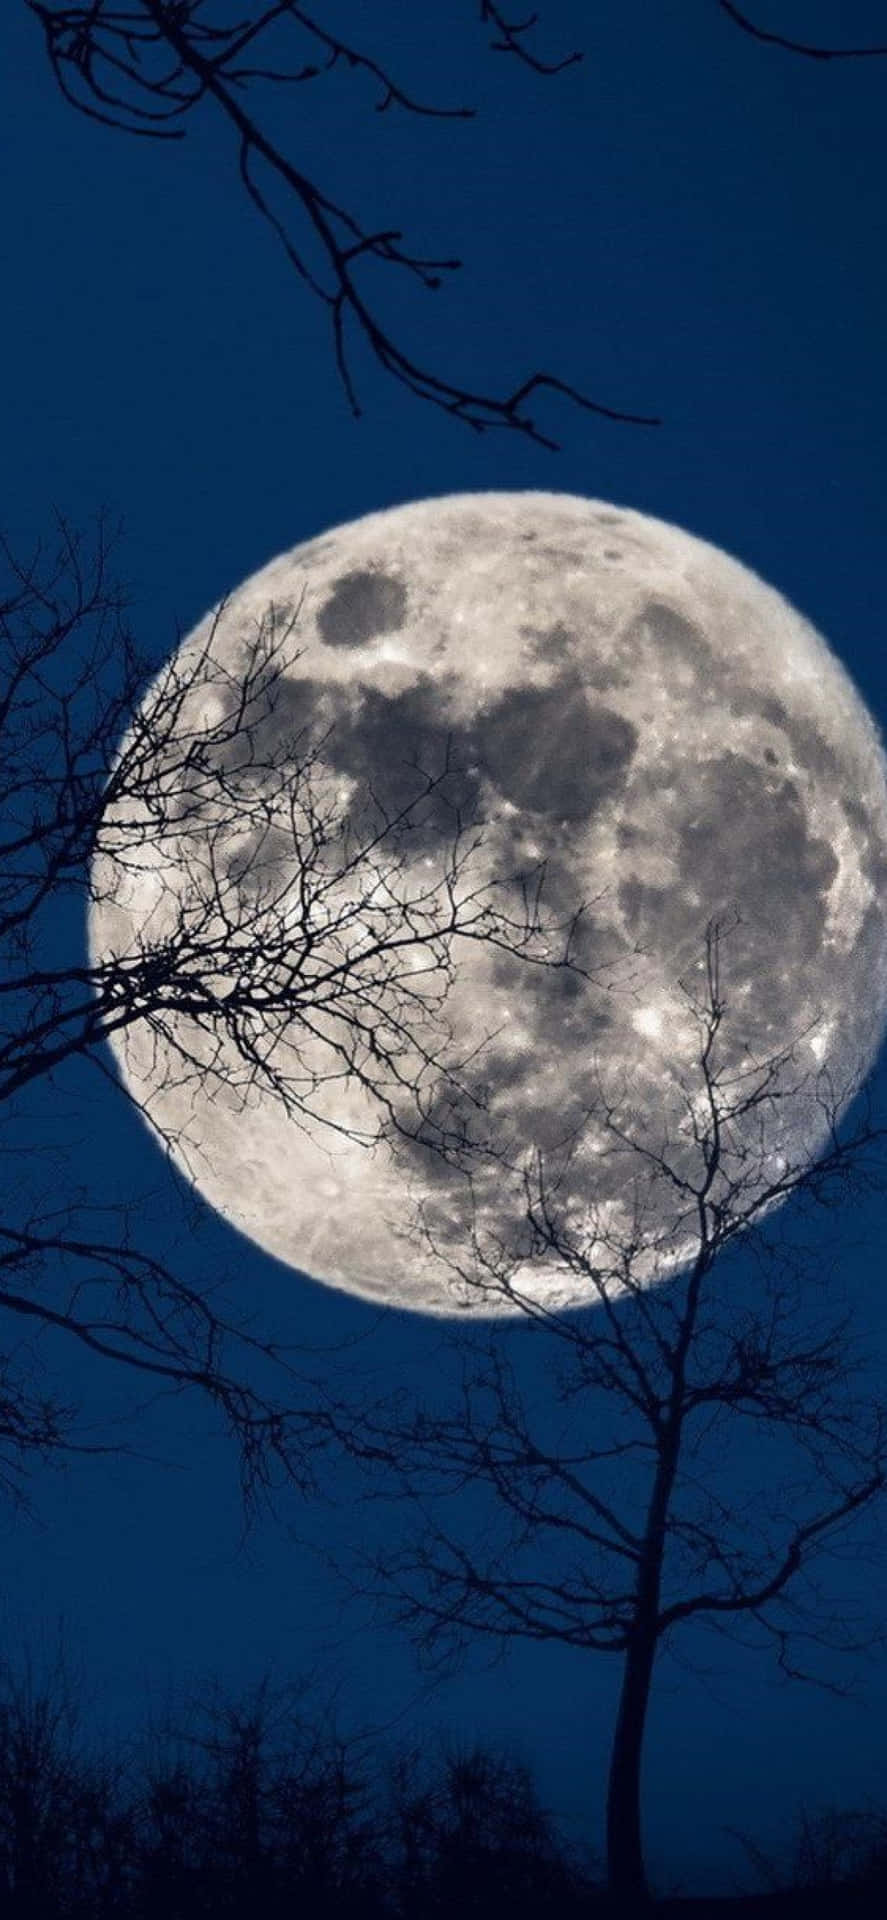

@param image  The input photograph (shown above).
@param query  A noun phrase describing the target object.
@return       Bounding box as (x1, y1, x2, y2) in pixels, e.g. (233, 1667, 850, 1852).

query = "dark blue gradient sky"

(3, 0, 887, 1897)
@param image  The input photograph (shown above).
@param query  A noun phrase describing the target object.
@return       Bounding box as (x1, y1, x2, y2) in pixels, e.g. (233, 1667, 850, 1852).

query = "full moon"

(90, 494, 887, 1314)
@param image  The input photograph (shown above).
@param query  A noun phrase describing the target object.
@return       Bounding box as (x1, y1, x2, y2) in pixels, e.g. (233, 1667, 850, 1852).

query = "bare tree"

(1, 512, 590, 1507)
(383, 1734, 597, 1918)
(23, 1, 659, 449)
(133, 1672, 597, 1918)
(0, 1632, 138, 1920)
(148, 1675, 384, 1919)
(315, 921, 887, 1906)
(0, 1629, 600, 1918)
(729, 1798, 887, 1901)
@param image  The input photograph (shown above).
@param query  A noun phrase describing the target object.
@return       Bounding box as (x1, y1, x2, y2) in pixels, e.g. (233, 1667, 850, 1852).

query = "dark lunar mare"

(469, 673, 637, 822)
(316, 569, 408, 647)
(224, 661, 640, 871)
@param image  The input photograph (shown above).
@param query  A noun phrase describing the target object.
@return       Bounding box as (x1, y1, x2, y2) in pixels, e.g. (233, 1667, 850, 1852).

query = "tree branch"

(26, 1, 659, 444)
(719, 2, 887, 61)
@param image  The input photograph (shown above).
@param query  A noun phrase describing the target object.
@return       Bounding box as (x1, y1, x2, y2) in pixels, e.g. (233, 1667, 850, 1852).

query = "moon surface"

(90, 494, 887, 1315)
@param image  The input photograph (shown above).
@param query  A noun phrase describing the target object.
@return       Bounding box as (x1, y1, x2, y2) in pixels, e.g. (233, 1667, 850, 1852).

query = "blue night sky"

(3, 0, 887, 1898)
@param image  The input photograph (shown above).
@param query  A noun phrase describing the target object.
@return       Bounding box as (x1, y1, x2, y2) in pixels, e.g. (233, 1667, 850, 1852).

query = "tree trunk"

(605, 1618, 658, 1907)
(605, 1253, 707, 1904)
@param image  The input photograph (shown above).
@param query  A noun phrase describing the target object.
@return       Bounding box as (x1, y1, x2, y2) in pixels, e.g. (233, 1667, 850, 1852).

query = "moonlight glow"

(90, 494, 887, 1314)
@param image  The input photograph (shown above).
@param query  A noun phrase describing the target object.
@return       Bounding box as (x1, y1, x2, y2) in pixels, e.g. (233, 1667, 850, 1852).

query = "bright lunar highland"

(90, 494, 887, 1314)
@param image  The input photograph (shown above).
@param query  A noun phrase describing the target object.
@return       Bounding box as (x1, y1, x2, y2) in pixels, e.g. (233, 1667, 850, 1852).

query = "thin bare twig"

(25, 1, 658, 445)
(720, 1, 887, 60)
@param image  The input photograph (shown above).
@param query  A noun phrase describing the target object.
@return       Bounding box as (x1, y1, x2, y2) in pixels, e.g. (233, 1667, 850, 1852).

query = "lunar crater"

(527, 621, 576, 667)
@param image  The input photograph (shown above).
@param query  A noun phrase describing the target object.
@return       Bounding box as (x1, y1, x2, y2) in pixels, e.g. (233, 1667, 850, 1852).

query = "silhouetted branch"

(720, 1, 887, 60)
(0, 1196, 326, 1514)
(1, 512, 613, 1503)
(479, 2, 582, 74)
(25, 1, 658, 446)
